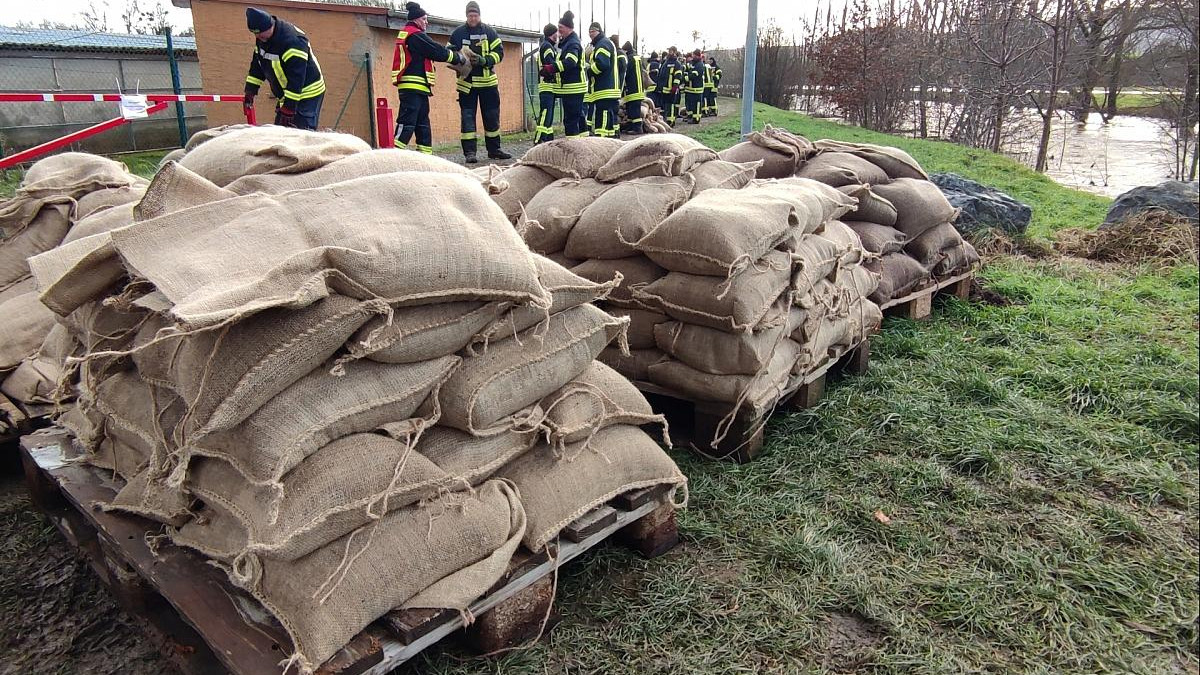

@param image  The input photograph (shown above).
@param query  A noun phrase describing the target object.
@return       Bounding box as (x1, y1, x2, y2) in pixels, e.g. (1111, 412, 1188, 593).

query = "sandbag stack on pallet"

(721, 127, 981, 304)
(25, 126, 686, 674)
(1, 153, 148, 418)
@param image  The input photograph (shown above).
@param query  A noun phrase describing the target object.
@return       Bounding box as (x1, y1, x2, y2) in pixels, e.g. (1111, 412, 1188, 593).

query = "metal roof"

(0, 26, 197, 54)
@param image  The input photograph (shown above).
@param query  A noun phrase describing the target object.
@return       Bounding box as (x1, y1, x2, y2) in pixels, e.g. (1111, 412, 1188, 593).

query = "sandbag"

(838, 184, 898, 226)
(932, 241, 980, 276)
(438, 303, 626, 435)
(609, 308, 669, 349)
(183, 124, 253, 152)
(686, 159, 760, 194)
(495, 425, 685, 551)
(224, 148, 471, 195)
(0, 275, 35, 306)
(106, 462, 193, 527)
(520, 136, 624, 179)
(18, 152, 140, 199)
(521, 178, 613, 254)
(416, 425, 538, 481)
(745, 177, 859, 227)
(866, 253, 930, 303)
(716, 126, 813, 179)
(0, 198, 73, 290)
(647, 340, 803, 413)
(1, 323, 76, 404)
(87, 370, 187, 478)
(797, 151, 891, 187)
(654, 318, 791, 376)
(794, 301, 880, 372)
(787, 234, 842, 296)
(834, 261, 882, 300)
(632, 250, 792, 333)
(61, 203, 135, 244)
(598, 347, 666, 381)
(540, 362, 661, 446)
(488, 164, 557, 223)
(846, 220, 907, 255)
(572, 257, 666, 308)
(75, 185, 145, 220)
(474, 255, 617, 345)
(904, 222, 965, 266)
(812, 140, 928, 180)
(817, 220, 866, 267)
(133, 161, 238, 222)
(111, 173, 549, 328)
(871, 178, 957, 239)
(178, 125, 370, 187)
(564, 175, 694, 260)
(27, 232, 126, 316)
(189, 355, 459, 486)
(0, 291, 56, 372)
(595, 134, 717, 182)
(352, 302, 504, 364)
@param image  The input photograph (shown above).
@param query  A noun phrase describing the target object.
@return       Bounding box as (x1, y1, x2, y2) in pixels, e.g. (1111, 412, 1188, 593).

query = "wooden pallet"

(880, 270, 973, 320)
(634, 338, 871, 464)
(19, 428, 679, 675)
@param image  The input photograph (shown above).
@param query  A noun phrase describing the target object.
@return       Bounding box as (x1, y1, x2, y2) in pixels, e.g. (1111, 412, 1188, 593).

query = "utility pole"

(632, 0, 638, 52)
(740, 0, 757, 136)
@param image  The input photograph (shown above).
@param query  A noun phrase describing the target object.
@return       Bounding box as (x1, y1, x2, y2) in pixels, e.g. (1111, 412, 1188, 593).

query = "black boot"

(464, 151, 478, 164)
(487, 149, 513, 160)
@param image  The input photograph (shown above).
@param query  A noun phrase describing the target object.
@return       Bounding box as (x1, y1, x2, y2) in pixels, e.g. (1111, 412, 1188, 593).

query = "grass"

(1093, 92, 1170, 114)
(403, 102, 1199, 674)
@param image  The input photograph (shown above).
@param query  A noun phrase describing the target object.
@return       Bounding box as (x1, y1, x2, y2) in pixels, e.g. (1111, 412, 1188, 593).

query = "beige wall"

(189, 0, 527, 145)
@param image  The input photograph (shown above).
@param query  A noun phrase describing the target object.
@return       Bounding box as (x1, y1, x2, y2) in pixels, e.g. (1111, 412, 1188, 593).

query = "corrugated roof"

(0, 26, 197, 53)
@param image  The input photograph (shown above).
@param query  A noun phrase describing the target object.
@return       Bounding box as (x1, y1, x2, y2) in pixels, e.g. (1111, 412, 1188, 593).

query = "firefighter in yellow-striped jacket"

(449, 2, 511, 162)
(391, 2, 468, 153)
(620, 41, 646, 134)
(586, 22, 619, 138)
(243, 8, 325, 129)
(534, 24, 559, 144)
(704, 57, 721, 117)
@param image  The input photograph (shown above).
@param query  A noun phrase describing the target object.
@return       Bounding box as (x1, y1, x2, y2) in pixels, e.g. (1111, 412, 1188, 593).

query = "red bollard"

(375, 97, 393, 148)
(244, 106, 257, 125)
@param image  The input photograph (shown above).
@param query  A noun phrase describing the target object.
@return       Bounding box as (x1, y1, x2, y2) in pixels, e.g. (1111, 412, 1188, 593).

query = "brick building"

(173, 0, 538, 145)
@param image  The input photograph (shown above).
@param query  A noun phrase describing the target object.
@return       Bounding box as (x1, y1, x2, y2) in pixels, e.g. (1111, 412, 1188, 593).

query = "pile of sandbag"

(620, 98, 672, 134)
(26, 126, 686, 674)
(721, 128, 981, 303)
(495, 134, 881, 422)
(1, 153, 148, 414)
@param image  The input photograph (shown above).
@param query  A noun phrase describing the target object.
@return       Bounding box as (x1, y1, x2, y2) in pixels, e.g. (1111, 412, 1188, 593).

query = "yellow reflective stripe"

(484, 130, 501, 138)
(490, 38, 502, 49)
(461, 132, 477, 140)
(591, 87, 620, 98)
(282, 48, 308, 62)
(416, 145, 433, 154)
(559, 83, 587, 94)
(270, 59, 287, 88)
(245, 75, 264, 86)
(563, 53, 579, 63)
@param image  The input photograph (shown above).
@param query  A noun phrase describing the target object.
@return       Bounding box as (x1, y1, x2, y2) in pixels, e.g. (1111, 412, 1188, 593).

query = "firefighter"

(586, 22, 619, 138)
(683, 49, 704, 124)
(705, 56, 722, 117)
(449, 2, 511, 162)
(534, 24, 558, 144)
(391, 2, 468, 154)
(546, 11, 586, 137)
(646, 51, 660, 109)
(243, 7, 325, 130)
(620, 41, 646, 135)
(654, 47, 682, 125)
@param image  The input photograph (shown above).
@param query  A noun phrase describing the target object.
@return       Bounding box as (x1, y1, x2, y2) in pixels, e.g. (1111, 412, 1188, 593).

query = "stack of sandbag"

(625, 99, 672, 134)
(27, 133, 685, 674)
(718, 125, 815, 179)
(795, 139, 980, 304)
(1, 153, 148, 412)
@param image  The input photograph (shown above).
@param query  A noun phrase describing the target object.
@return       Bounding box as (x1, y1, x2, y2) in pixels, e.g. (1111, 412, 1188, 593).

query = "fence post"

(364, 53, 376, 147)
(165, 27, 188, 147)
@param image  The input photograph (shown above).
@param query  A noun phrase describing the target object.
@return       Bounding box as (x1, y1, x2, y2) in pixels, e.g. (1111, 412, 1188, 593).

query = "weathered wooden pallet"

(19, 429, 679, 675)
(634, 338, 871, 464)
(880, 270, 974, 320)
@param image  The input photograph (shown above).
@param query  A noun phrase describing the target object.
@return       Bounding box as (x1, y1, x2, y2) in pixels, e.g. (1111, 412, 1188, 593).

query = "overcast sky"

(12, 0, 834, 51)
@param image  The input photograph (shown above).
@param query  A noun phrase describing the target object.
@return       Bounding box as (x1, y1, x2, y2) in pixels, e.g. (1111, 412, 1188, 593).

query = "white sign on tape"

(119, 94, 150, 119)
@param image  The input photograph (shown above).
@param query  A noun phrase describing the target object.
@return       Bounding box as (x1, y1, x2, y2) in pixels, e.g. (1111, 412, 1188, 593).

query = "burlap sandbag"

(564, 175, 694, 260)
(157, 148, 187, 168)
(610, 308, 669, 349)
(838, 184, 898, 226)
(686, 159, 761, 194)
(904, 222, 965, 266)
(520, 136, 624, 179)
(635, 189, 812, 277)
(224, 148, 471, 195)
(1, 323, 76, 404)
(18, 152, 140, 199)
(188, 356, 459, 486)
(133, 295, 382, 435)
(834, 262, 882, 301)
(545, 252, 581, 269)
(633, 250, 792, 333)
(27, 231, 126, 317)
(0, 291, 56, 373)
(812, 140, 928, 180)
(654, 318, 790, 376)
(473, 255, 618, 346)
(178, 125, 370, 187)
(61, 203, 135, 244)
(183, 124, 253, 152)
(88, 370, 187, 478)
(438, 303, 626, 435)
(717, 125, 813, 179)
(846, 220, 907, 255)
(352, 302, 505, 364)
(75, 185, 145, 221)
(932, 241, 980, 276)
(107, 462, 194, 527)
(818, 220, 866, 267)
(112, 173, 549, 328)
(746, 177, 859, 227)
(871, 178, 957, 239)
(489, 164, 557, 223)
(0, 197, 74, 290)
(796, 299, 881, 373)
(598, 346, 666, 381)
(572, 257, 665, 308)
(237, 479, 525, 674)
(0, 275, 35, 306)
(595, 134, 717, 182)
(647, 340, 803, 413)
(797, 151, 891, 187)
(539, 362, 662, 447)
(866, 253, 930, 303)
(521, 178, 613, 254)
(133, 161, 238, 222)
(496, 425, 685, 551)
(416, 425, 538, 481)
(786, 233, 843, 297)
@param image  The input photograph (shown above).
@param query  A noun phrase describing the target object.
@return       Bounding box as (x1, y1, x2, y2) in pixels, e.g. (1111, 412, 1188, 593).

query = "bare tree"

(79, 0, 110, 32)
(1030, 0, 1077, 171)
(1141, 0, 1199, 179)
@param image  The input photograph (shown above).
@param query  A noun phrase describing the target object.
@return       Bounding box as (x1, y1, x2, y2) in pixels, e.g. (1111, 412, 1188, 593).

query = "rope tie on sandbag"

(330, 299, 394, 375)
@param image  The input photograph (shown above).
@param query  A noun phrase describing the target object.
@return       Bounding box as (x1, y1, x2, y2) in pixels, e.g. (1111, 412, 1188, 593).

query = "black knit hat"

(558, 10, 574, 29)
(650, 51, 659, 59)
(622, 41, 633, 52)
(246, 7, 273, 33)
(543, 23, 556, 38)
(588, 21, 602, 32)
(465, 1, 480, 15)
(405, 2, 427, 20)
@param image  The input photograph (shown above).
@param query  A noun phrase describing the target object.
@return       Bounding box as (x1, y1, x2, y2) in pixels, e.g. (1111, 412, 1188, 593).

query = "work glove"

(541, 64, 556, 76)
(276, 102, 297, 128)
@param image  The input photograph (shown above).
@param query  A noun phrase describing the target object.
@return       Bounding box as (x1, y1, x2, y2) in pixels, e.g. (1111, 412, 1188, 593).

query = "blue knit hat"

(246, 8, 273, 33)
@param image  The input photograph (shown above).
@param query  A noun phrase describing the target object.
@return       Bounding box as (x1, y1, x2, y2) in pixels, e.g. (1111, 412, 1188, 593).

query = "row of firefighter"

(239, 4, 722, 161)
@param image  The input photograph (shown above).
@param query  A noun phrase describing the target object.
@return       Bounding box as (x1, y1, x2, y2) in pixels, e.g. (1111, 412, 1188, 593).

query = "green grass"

(1093, 92, 1169, 113)
(686, 99, 1112, 242)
